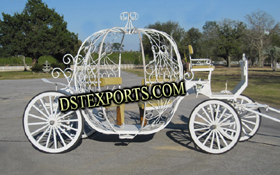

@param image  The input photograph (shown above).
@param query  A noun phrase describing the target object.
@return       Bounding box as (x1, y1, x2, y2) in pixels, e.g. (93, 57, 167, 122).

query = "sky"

(1, 0, 280, 51)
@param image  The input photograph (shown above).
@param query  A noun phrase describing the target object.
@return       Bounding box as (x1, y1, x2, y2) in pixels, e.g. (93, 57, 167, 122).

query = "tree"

(0, 12, 26, 57)
(271, 23, 280, 47)
(201, 21, 218, 59)
(245, 10, 276, 67)
(263, 46, 280, 71)
(214, 19, 246, 67)
(0, 0, 78, 64)
(112, 43, 124, 52)
(182, 27, 202, 59)
(142, 21, 185, 58)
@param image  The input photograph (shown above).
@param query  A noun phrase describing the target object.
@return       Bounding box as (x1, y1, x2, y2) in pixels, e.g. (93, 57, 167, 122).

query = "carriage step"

(119, 134, 136, 139)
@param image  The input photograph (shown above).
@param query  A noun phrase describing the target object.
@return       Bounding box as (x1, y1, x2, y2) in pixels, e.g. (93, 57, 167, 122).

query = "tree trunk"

(22, 55, 27, 71)
(32, 58, 38, 65)
(257, 49, 264, 67)
(227, 55, 231, 68)
(272, 58, 276, 71)
(257, 39, 264, 67)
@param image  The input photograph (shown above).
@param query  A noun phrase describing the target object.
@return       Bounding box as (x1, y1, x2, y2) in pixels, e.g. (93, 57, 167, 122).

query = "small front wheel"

(189, 99, 241, 154)
(23, 91, 83, 153)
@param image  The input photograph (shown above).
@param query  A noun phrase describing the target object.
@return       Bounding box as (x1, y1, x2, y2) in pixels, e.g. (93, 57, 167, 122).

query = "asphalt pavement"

(0, 71, 280, 175)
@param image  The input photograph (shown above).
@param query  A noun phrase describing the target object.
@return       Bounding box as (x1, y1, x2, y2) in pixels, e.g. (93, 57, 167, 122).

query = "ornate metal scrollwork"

(120, 12, 139, 33)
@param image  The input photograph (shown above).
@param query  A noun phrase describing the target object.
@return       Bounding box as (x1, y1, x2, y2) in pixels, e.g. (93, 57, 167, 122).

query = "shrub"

(25, 57, 33, 65)
(134, 58, 140, 65)
(30, 64, 43, 72)
(38, 55, 58, 65)
(0, 56, 34, 66)
(51, 62, 65, 70)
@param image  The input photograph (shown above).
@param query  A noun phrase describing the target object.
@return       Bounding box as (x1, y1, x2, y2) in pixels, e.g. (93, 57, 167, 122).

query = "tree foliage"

(142, 21, 185, 58)
(0, 0, 78, 63)
(112, 43, 124, 52)
(245, 10, 276, 67)
(263, 46, 280, 71)
(182, 27, 202, 59)
(214, 19, 246, 67)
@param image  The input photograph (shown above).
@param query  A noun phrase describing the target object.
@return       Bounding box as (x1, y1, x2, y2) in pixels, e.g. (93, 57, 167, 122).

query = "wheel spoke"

(209, 104, 215, 122)
(58, 126, 74, 140)
(45, 127, 52, 148)
(242, 126, 248, 134)
(216, 108, 227, 123)
(197, 129, 211, 140)
(210, 131, 215, 149)
(28, 114, 48, 121)
(196, 113, 211, 125)
(215, 104, 220, 122)
(194, 127, 210, 132)
(40, 98, 50, 116)
(53, 127, 57, 149)
(37, 126, 51, 143)
(218, 128, 234, 140)
(59, 119, 79, 122)
(194, 121, 210, 126)
(221, 127, 237, 133)
(30, 124, 49, 136)
(242, 119, 256, 125)
(203, 131, 213, 146)
(216, 132, 221, 149)
(49, 96, 53, 115)
(217, 130, 228, 146)
(55, 127, 66, 147)
(241, 121, 253, 132)
(32, 105, 49, 119)
(28, 122, 48, 126)
(219, 122, 236, 126)
(57, 111, 75, 120)
(218, 113, 233, 124)
(202, 107, 213, 122)
(60, 124, 78, 132)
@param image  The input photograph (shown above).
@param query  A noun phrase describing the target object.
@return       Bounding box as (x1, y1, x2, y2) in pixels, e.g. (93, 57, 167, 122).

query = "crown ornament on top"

(120, 12, 138, 32)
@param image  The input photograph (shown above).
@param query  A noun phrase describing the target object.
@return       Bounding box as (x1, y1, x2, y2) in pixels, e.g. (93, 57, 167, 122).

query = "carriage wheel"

(189, 99, 241, 154)
(81, 116, 96, 138)
(23, 91, 83, 153)
(230, 95, 261, 141)
(57, 89, 95, 139)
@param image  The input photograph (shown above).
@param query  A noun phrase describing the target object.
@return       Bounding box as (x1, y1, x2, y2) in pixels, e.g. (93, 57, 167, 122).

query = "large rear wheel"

(229, 95, 261, 141)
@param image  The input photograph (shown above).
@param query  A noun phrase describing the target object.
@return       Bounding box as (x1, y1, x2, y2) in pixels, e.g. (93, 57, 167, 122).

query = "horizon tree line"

(0, 0, 279, 69)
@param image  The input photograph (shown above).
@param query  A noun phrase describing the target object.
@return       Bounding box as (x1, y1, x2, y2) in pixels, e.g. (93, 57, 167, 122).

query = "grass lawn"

(0, 71, 53, 80)
(125, 67, 280, 108)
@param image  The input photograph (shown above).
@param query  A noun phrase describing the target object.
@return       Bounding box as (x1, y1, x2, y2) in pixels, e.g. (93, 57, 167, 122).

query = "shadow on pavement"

(165, 115, 205, 154)
(89, 133, 155, 146)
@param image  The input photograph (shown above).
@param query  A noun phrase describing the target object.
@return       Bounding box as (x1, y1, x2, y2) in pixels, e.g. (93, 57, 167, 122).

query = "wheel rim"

(23, 91, 83, 153)
(231, 95, 261, 141)
(189, 100, 241, 154)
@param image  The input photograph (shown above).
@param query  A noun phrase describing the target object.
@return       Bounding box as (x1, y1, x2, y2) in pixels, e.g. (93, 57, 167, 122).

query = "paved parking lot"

(0, 71, 280, 175)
